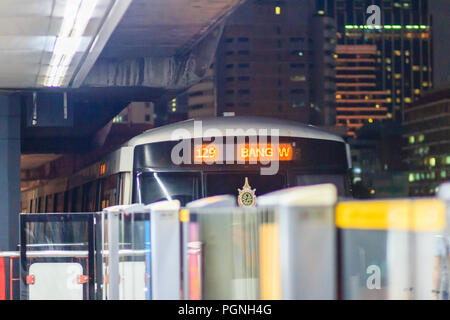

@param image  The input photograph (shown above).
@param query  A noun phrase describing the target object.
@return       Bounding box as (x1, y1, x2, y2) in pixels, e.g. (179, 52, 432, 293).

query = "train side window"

(45, 194, 53, 213)
(53, 193, 58, 212)
(70, 188, 82, 212)
(76, 187, 83, 212)
(37, 197, 42, 213)
(55, 192, 64, 212)
(63, 191, 69, 212)
(29, 199, 33, 213)
(44, 195, 48, 213)
(82, 181, 98, 212)
(101, 174, 119, 209)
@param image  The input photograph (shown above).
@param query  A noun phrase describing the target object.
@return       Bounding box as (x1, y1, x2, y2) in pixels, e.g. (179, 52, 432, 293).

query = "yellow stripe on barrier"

(180, 209, 190, 222)
(259, 223, 281, 300)
(336, 199, 446, 231)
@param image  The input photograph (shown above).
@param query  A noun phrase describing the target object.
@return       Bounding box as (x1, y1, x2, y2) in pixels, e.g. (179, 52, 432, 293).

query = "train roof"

(124, 116, 345, 147)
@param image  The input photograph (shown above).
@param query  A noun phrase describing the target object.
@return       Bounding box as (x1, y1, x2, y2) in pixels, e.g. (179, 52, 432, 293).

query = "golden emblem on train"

(238, 177, 256, 207)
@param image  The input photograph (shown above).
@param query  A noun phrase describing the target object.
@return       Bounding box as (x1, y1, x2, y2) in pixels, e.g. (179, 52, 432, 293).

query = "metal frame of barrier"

(19, 213, 96, 300)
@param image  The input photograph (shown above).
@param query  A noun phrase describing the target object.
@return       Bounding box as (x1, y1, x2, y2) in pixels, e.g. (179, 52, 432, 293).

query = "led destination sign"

(194, 143, 295, 163)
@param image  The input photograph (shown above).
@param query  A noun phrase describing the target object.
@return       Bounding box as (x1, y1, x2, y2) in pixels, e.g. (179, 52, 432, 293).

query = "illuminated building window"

(368, 118, 373, 123)
(275, 6, 281, 15)
(430, 157, 436, 167)
(395, 50, 401, 56)
(396, 98, 401, 103)
(404, 97, 412, 103)
(387, 97, 392, 103)
(386, 66, 392, 72)
(442, 171, 447, 179)
(396, 89, 401, 94)
(423, 66, 428, 71)
(317, 10, 324, 15)
(422, 82, 428, 87)
(386, 58, 391, 64)
(405, 51, 410, 56)
(446, 155, 450, 165)
(336, 94, 342, 99)
(387, 113, 392, 118)
(414, 89, 420, 94)
(409, 136, 415, 144)
(412, 66, 420, 71)
(394, 74, 401, 79)
(409, 173, 415, 182)
(290, 75, 306, 82)
(418, 134, 425, 142)
(375, 104, 380, 109)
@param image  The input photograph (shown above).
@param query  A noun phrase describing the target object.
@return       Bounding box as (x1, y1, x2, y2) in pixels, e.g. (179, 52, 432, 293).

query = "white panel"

(29, 262, 84, 300)
(119, 261, 146, 300)
(151, 209, 181, 299)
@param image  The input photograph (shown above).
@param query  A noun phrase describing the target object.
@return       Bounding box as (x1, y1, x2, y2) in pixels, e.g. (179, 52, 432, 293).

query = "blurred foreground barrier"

(103, 201, 181, 300)
(183, 184, 338, 300)
(437, 182, 450, 300)
(15, 182, 450, 300)
(257, 184, 337, 300)
(336, 198, 446, 300)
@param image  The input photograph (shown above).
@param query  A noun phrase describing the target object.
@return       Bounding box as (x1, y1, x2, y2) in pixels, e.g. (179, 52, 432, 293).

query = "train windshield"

(139, 172, 201, 206)
(205, 172, 286, 197)
(138, 171, 346, 206)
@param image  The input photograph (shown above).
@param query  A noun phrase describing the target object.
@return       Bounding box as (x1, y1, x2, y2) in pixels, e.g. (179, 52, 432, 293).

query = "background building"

(113, 102, 155, 125)
(402, 87, 450, 196)
(335, 44, 389, 136)
(319, 0, 433, 124)
(430, 0, 450, 89)
(183, 0, 337, 126)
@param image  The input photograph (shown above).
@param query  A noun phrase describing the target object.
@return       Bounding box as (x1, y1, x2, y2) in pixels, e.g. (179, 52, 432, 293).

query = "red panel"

(0, 258, 5, 300)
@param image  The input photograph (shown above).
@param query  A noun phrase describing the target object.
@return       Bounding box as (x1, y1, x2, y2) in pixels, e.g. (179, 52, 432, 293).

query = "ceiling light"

(44, 0, 99, 87)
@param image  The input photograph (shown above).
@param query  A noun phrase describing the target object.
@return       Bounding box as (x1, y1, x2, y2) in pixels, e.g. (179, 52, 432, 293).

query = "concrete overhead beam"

(82, 21, 225, 90)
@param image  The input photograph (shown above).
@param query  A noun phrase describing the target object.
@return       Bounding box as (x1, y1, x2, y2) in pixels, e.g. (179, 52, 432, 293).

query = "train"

(21, 116, 352, 213)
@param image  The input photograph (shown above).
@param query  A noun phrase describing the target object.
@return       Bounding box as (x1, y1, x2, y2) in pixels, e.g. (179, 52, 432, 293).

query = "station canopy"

(0, 0, 244, 89)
